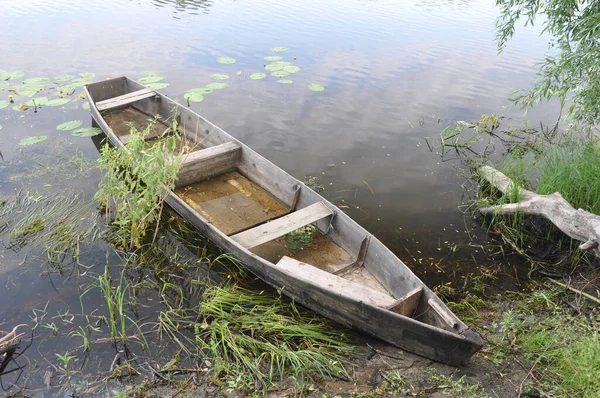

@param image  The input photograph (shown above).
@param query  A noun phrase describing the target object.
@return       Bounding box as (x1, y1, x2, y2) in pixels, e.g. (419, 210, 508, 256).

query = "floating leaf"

(276, 79, 293, 84)
(79, 72, 95, 79)
(145, 82, 169, 90)
(0, 100, 9, 109)
(58, 84, 76, 95)
(187, 88, 213, 94)
(283, 65, 300, 74)
(46, 98, 71, 107)
(250, 73, 266, 80)
(82, 102, 91, 111)
(22, 77, 50, 85)
(308, 83, 325, 92)
(217, 57, 236, 64)
(72, 127, 103, 137)
(0, 81, 9, 90)
(236, 70, 243, 75)
(271, 71, 289, 78)
(8, 71, 24, 80)
(265, 64, 283, 72)
(71, 78, 90, 87)
(270, 46, 288, 52)
(17, 87, 41, 97)
(19, 135, 47, 146)
(184, 92, 204, 102)
(211, 74, 230, 80)
(264, 56, 283, 61)
(54, 75, 74, 83)
(139, 76, 164, 84)
(205, 82, 228, 90)
(0, 70, 9, 81)
(26, 97, 49, 107)
(142, 70, 161, 77)
(57, 120, 83, 131)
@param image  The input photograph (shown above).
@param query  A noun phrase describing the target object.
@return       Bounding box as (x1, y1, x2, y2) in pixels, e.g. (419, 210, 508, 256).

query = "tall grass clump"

(95, 117, 185, 249)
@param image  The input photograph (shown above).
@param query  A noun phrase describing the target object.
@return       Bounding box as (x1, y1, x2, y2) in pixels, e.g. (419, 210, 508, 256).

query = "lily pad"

(184, 92, 204, 102)
(276, 79, 293, 84)
(79, 72, 95, 79)
(0, 71, 10, 81)
(0, 81, 9, 90)
(22, 77, 50, 86)
(236, 70, 243, 75)
(72, 127, 103, 137)
(146, 82, 169, 90)
(271, 71, 289, 78)
(19, 135, 47, 146)
(187, 88, 213, 94)
(82, 102, 91, 111)
(211, 74, 230, 80)
(54, 75, 74, 83)
(142, 70, 161, 77)
(308, 83, 325, 92)
(0, 100, 10, 110)
(264, 56, 283, 61)
(57, 120, 83, 131)
(270, 46, 288, 52)
(139, 76, 164, 84)
(8, 71, 24, 80)
(205, 82, 228, 90)
(26, 97, 49, 107)
(17, 87, 42, 97)
(58, 84, 76, 95)
(265, 64, 283, 72)
(46, 98, 71, 107)
(250, 73, 266, 80)
(283, 65, 300, 74)
(71, 78, 90, 87)
(217, 57, 236, 64)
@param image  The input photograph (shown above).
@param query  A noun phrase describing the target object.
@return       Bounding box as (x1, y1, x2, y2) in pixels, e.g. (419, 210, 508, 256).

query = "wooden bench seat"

(176, 142, 241, 187)
(276, 256, 423, 316)
(96, 88, 156, 111)
(230, 202, 333, 249)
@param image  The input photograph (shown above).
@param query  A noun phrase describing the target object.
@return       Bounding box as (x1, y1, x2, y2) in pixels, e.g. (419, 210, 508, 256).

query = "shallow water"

(0, 0, 558, 393)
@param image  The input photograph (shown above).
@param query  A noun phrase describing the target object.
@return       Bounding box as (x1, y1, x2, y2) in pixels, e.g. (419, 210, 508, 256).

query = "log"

(0, 324, 29, 355)
(478, 165, 600, 258)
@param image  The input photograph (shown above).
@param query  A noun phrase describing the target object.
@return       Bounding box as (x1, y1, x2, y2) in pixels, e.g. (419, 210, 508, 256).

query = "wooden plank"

(387, 287, 423, 317)
(428, 298, 460, 331)
(96, 88, 155, 111)
(176, 142, 241, 187)
(276, 256, 396, 307)
(231, 203, 333, 249)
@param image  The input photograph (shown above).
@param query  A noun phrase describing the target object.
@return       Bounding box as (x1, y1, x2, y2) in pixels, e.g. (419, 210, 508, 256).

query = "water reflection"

(148, 0, 213, 15)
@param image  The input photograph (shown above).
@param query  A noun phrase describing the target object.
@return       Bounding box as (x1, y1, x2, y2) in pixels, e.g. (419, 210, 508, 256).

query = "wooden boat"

(84, 77, 483, 365)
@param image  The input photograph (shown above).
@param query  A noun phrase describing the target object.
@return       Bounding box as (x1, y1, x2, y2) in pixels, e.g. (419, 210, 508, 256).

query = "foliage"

(495, 0, 600, 125)
(286, 224, 316, 251)
(95, 117, 185, 249)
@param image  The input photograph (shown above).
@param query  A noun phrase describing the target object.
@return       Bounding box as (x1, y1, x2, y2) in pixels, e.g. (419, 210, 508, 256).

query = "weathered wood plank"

(276, 256, 395, 307)
(176, 142, 241, 187)
(428, 298, 460, 331)
(387, 287, 423, 317)
(96, 88, 155, 111)
(231, 203, 333, 249)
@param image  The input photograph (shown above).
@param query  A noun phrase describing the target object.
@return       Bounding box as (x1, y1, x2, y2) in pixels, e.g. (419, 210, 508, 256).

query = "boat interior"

(87, 78, 467, 335)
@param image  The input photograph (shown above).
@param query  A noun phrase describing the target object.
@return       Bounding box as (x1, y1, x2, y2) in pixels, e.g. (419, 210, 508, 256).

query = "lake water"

(0, 0, 557, 393)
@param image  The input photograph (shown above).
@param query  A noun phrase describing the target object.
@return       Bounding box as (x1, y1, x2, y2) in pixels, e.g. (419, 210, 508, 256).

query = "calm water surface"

(0, 0, 557, 392)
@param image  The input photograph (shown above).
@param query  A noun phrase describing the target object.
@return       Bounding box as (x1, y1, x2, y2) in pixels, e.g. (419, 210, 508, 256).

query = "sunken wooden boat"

(84, 77, 483, 365)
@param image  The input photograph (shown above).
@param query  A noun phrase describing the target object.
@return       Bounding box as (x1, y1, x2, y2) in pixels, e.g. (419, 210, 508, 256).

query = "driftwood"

(478, 165, 600, 258)
(547, 278, 600, 305)
(0, 324, 29, 355)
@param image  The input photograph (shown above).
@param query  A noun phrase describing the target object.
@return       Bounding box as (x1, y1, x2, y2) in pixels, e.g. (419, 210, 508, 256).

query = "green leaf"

(276, 79, 293, 84)
(58, 84, 76, 95)
(71, 78, 90, 87)
(57, 120, 83, 131)
(79, 72, 95, 79)
(17, 86, 42, 97)
(205, 82, 228, 90)
(142, 70, 161, 77)
(0, 100, 10, 110)
(271, 71, 289, 78)
(8, 71, 24, 80)
(145, 82, 169, 90)
(19, 135, 47, 146)
(0, 81, 9, 90)
(211, 74, 230, 80)
(250, 73, 266, 80)
(22, 77, 50, 85)
(283, 65, 300, 74)
(308, 83, 325, 92)
(217, 57, 236, 64)
(265, 64, 283, 72)
(54, 75, 74, 83)
(26, 97, 49, 107)
(139, 76, 164, 84)
(82, 102, 91, 111)
(264, 56, 283, 61)
(46, 98, 71, 107)
(270, 46, 288, 52)
(72, 127, 103, 137)
(187, 88, 213, 94)
(184, 92, 204, 102)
